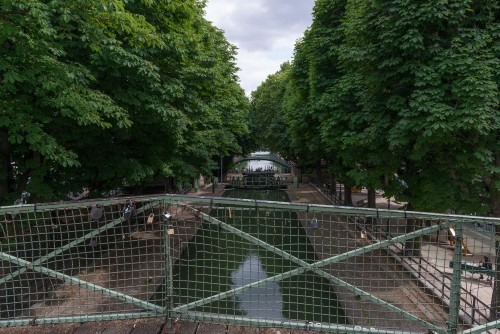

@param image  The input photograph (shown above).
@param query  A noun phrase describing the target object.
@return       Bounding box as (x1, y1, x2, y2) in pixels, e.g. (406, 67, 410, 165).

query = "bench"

(449, 261, 493, 277)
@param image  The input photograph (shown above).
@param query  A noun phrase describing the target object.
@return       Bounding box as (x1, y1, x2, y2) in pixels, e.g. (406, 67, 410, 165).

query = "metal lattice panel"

(0, 194, 499, 334)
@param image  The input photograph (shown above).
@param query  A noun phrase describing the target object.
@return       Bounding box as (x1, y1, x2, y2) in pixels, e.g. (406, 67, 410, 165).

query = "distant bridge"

(234, 153, 292, 170)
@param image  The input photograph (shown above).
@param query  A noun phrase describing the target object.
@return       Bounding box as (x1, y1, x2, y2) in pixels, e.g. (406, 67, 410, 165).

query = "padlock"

(90, 204, 103, 220)
(311, 218, 318, 230)
(147, 213, 154, 224)
(123, 200, 135, 220)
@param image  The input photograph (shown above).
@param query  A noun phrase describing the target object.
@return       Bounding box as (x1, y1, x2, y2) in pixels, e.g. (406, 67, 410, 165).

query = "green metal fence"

(1, 194, 500, 334)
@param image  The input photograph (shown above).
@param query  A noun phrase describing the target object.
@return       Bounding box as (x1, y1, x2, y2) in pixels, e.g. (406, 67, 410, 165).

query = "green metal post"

(448, 222, 463, 334)
(461, 320, 500, 334)
(5, 194, 500, 224)
(164, 218, 174, 328)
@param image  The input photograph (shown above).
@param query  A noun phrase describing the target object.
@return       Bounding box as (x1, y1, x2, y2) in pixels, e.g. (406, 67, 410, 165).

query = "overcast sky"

(204, 0, 315, 96)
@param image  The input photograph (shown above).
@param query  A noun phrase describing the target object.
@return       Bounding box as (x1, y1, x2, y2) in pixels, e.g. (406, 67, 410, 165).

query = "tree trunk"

(0, 129, 10, 205)
(344, 185, 352, 206)
(166, 176, 175, 193)
(366, 188, 377, 225)
(315, 160, 322, 183)
(403, 203, 422, 257)
(338, 183, 343, 202)
(367, 189, 376, 208)
(329, 173, 335, 196)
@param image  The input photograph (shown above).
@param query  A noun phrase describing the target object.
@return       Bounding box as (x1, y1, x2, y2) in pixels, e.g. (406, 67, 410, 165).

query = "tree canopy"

(249, 62, 293, 160)
(0, 0, 250, 203)
(251, 0, 499, 217)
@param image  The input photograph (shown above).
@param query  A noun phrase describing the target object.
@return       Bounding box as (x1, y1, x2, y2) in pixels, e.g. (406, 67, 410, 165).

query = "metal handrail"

(311, 181, 341, 205)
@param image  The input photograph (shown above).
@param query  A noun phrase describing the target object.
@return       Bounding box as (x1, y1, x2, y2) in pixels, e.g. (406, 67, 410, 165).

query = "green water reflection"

(173, 190, 346, 324)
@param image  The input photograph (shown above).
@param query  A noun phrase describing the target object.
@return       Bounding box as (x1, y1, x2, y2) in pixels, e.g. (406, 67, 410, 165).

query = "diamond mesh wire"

(0, 194, 499, 334)
(0, 199, 170, 323)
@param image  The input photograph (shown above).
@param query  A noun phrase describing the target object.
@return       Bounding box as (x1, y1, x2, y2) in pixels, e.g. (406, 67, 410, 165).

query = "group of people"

(234, 166, 280, 174)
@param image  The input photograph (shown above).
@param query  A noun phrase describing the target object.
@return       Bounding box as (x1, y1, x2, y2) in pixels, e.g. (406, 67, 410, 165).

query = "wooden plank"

(71, 322, 105, 334)
(73, 320, 134, 334)
(258, 329, 319, 334)
(227, 325, 256, 334)
(129, 318, 164, 334)
(195, 323, 226, 334)
(0, 323, 81, 334)
(161, 321, 197, 334)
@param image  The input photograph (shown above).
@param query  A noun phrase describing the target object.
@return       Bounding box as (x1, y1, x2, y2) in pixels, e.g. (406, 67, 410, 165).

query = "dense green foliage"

(250, 0, 500, 313)
(249, 62, 294, 160)
(251, 0, 499, 217)
(0, 0, 250, 203)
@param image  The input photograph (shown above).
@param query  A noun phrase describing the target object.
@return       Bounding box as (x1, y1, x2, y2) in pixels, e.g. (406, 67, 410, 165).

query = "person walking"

(480, 256, 493, 283)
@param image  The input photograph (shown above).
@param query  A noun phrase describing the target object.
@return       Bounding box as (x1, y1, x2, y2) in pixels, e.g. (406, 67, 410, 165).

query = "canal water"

(173, 188, 347, 324)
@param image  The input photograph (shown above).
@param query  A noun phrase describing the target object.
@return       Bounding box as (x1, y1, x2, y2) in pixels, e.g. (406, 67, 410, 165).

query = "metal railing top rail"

(2, 194, 499, 225)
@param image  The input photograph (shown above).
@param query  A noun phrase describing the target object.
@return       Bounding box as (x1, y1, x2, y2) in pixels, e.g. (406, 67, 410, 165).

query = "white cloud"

(204, 0, 314, 95)
(236, 49, 289, 95)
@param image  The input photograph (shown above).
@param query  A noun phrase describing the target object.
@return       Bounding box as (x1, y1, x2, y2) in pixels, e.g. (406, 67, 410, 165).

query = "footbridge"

(234, 153, 292, 170)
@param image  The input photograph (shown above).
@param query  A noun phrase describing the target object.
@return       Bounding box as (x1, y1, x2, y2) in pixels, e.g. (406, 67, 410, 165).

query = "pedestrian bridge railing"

(0, 194, 499, 334)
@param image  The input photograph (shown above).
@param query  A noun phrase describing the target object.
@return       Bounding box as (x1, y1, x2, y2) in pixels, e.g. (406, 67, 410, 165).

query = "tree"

(282, 32, 327, 174)
(305, 0, 382, 203)
(250, 62, 293, 159)
(340, 0, 500, 311)
(339, 0, 499, 214)
(0, 0, 152, 201)
(0, 0, 250, 202)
